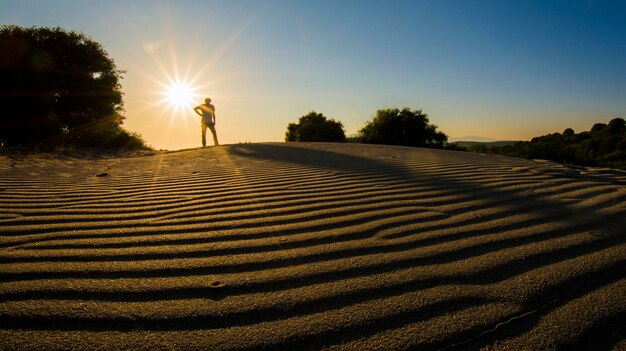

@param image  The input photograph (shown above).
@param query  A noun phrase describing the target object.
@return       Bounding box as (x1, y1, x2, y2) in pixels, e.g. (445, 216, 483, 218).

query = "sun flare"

(166, 82, 196, 109)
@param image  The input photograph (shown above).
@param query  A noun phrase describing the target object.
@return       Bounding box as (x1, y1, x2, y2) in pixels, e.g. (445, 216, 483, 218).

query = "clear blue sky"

(2, 0, 625, 149)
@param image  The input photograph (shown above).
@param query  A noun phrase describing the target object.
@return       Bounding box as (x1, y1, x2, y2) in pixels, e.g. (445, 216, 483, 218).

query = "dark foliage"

(285, 111, 346, 142)
(468, 118, 626, 170)
(355, 107, 447, 148)
(0, 25, 148, 150)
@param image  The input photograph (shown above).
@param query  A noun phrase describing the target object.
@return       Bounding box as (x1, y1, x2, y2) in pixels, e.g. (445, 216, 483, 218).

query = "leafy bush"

(468, 118, 626, 170)
(355, 107, 447, 148)
(285, 111, 346, 142)
(0, 25, 148, 151)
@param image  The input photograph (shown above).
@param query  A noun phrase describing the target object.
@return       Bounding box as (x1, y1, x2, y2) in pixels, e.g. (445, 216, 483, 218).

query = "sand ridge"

(0, 142, 625, 350)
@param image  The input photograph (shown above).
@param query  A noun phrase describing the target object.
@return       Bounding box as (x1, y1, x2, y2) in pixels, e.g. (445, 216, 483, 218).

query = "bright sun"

(166, 82, 196, 110)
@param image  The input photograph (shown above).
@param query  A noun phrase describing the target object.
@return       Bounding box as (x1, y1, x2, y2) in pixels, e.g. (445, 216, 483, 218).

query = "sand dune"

(0, 142, 625, 350)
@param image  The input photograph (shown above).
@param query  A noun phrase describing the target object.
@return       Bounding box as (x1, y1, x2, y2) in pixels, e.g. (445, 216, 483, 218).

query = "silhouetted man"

(193, 97, 219, 146)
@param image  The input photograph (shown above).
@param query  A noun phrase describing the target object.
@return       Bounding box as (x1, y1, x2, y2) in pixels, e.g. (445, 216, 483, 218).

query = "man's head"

(205, 97, 212, 104)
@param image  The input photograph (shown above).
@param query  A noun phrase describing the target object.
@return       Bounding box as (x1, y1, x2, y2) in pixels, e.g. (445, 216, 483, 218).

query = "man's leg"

(201, 122, 207, 147)
(208, 124, 219, 146)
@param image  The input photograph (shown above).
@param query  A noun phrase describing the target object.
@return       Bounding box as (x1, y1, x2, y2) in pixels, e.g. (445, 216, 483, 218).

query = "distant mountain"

(452, 140, 519, 148)
(448, 135, 500, 143)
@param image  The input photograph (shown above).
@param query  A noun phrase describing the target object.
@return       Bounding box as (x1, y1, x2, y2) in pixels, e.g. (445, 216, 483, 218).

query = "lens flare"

(166, 82, 195, 109)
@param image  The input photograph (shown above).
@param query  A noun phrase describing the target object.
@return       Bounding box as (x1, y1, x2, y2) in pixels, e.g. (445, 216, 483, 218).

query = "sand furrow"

(1, 143, 625, 350)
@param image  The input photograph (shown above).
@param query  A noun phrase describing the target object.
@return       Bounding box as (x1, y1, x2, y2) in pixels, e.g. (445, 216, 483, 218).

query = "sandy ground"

(0, 142, 625, 350)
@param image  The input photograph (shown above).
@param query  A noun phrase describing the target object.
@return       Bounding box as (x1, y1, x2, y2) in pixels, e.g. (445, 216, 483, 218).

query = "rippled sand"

(1, 142, 625, 350)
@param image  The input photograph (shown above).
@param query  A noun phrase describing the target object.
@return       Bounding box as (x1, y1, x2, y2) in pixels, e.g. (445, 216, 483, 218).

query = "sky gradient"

(2, 0, 626, 149)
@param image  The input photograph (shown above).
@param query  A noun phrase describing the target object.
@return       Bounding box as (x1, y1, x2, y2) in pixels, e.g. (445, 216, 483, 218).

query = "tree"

(464, 118, 626, 170)
(607, 118, 625, 135)
(285, 111, 346, 142)
(0, 25, 146, 150)
(356, 107, 447, 147)
(562, 128, 575, 137)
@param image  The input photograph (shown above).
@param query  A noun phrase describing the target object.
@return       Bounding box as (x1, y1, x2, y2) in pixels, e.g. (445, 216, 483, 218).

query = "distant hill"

(448, 135, 499, 143)
(452, 140, 519, 148)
